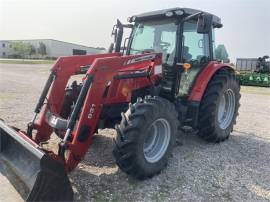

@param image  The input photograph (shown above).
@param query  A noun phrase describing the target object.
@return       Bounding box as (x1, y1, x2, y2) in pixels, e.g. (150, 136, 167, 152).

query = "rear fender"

(188, 62, 234, 102)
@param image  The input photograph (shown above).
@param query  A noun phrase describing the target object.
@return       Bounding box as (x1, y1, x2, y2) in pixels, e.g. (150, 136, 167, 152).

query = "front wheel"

(197, 68, 240, 142)
(113, 96, 179, 179)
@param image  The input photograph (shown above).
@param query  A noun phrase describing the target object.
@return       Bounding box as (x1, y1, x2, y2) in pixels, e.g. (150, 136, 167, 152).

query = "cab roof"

(131, 7, 222, 28)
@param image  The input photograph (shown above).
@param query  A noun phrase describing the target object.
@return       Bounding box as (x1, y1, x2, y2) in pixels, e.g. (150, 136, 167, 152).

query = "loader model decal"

(125, 54, 156, 65)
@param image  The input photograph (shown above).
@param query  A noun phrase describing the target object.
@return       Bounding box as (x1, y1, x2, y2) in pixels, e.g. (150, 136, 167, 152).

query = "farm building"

(236, 57, 270, 72)
(0, 39, 105, 59)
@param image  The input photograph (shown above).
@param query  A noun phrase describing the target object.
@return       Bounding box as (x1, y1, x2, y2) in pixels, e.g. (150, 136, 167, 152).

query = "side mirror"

(197, 14, 213, 34)
(108, 43, 114, 53)
(111, 25, 118, 43)
(115, 19, 124, 52)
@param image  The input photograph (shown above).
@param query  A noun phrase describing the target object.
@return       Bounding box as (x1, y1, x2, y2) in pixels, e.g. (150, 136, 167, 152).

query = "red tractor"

(0, 8, 240, 201)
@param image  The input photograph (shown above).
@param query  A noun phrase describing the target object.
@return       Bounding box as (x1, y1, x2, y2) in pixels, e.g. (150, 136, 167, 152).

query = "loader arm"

(33, 53, 162, 171)
(0, 52, 161, 200)
(34, 52, 121, 143)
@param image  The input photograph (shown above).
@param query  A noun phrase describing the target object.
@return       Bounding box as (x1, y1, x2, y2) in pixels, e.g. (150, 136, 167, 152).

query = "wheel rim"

(217, 89, 236, 129)
(143, 118, 171, 163)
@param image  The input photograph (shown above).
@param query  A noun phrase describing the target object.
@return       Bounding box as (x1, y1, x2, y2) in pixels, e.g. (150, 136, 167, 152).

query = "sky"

(0, 0, 269, 62)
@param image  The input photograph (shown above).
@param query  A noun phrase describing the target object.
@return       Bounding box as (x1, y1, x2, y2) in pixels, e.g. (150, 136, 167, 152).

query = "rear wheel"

(113, 96, 178, 179)
(197, 68, 240, 142)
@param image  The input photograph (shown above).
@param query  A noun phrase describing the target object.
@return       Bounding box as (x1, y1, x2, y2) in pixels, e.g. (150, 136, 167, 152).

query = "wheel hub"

(143, 118, 171, 163)
(217, 89, 236, 129)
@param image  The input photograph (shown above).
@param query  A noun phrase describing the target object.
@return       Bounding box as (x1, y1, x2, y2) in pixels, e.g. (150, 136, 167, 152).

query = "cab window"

(129, 20, 177, 65)
(182, 21, 210, 64)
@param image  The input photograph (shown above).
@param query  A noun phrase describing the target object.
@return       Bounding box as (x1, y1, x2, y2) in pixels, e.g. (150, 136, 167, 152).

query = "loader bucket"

(0, 120, 73, 201)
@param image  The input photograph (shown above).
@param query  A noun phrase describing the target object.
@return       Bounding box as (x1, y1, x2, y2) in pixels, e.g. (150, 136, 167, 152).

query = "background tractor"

(236, 55, 270, 87)
(0, 7, 240, 201)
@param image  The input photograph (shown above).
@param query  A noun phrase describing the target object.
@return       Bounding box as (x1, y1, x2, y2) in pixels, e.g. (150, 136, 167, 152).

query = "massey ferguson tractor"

(0, 8, 240, 201)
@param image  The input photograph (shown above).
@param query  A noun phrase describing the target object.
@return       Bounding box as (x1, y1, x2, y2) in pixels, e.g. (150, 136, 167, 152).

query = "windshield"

(129, 20, 177, 65)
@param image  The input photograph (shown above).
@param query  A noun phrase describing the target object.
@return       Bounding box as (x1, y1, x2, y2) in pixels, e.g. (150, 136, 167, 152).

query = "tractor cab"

(111, 8, 222, 99)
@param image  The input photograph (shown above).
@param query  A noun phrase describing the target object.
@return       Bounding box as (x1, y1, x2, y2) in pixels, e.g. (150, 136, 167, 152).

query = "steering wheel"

(188, 59, 199, 66)
(199, 56, 210, 65)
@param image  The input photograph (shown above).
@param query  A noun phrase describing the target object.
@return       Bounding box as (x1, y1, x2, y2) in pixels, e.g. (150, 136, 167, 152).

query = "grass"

(0, 59, 55, 65)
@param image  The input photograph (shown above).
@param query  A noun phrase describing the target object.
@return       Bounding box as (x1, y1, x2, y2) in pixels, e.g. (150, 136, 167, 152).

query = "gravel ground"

(0, 63, 270, 202)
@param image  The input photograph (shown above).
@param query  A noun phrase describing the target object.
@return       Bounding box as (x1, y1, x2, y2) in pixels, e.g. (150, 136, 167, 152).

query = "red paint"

(31, 52, 162, 171)
(17, 53, 230, 171)
(188, 61, 233, 102)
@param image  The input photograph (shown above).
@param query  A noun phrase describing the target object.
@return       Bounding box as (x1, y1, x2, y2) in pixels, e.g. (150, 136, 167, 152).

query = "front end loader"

(0, 52, 162, 201)
(0, 8, 240, 201)
(0, 121, 73, 201)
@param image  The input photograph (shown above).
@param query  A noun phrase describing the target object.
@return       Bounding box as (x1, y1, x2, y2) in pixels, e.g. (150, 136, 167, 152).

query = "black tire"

(113, 96, 178, 179)
(197, 68, 240, 142)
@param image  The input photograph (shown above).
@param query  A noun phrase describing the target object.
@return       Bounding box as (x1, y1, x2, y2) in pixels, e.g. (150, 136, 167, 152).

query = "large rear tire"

(197, 68, 240, 142)
(113, 96, 178, 179)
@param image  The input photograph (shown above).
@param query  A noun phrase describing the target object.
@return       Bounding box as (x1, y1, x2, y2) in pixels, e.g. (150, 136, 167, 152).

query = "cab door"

(177, 21, 212, 97)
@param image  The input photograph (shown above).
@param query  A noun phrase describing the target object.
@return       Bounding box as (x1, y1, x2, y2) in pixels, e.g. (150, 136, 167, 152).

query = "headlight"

(165, 11, 173, 17)
(175, 10, 184, 16)
(132, 16, 137, 22)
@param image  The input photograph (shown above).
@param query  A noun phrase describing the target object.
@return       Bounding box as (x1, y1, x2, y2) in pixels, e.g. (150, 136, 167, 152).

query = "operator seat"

(166, 46, 192, 64)
(160, 46, 192, 100)
(182, 46, 192, 62)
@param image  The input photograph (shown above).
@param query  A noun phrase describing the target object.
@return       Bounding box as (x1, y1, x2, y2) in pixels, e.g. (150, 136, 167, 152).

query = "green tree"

(37, 42, 47, 56)
(12, 42, 32, 58)
(215, 44, 229, 62)
(29, 45, 36, 56)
